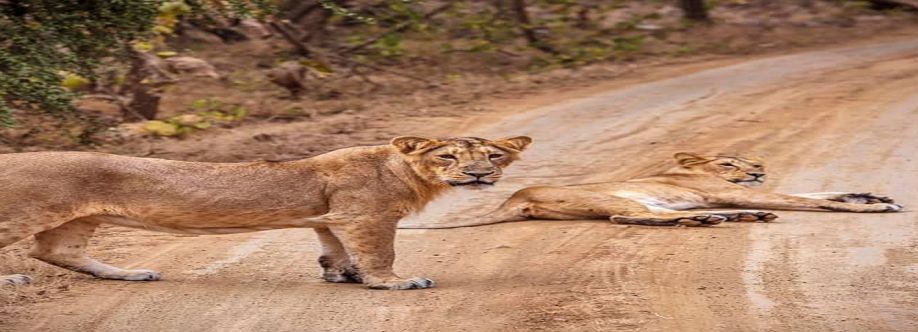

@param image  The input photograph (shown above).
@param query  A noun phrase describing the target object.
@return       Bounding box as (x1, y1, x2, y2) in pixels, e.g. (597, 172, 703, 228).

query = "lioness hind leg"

(611, 213, 726, 227)
(1, 219, 48, 286)
(1, 274, 32, 285)
(514, 188, 727, 227)
(314, 228, 360, 283)
(30, 217, 161, 281)
(517, 187, 644, 220)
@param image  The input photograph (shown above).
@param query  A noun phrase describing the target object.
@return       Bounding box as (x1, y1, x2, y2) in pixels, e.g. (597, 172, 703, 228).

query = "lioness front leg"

(314, 228, 360, 283)
(329, 221, 434, 290)
(30, 218, 161, 281)
(792, 192, 896, 204)
(717, 192, 902, 213)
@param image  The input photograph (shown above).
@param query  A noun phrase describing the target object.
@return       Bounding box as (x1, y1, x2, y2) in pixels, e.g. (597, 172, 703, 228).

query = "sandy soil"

(2, 37, 918, 331)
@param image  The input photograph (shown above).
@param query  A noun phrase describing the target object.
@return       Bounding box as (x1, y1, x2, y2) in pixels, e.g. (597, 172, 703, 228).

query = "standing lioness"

(0, 136, 531, 290)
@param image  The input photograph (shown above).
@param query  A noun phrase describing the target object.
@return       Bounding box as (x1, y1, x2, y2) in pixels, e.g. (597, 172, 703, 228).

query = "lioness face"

(674, 152, 766, 187)
(392, 136, 532, 188)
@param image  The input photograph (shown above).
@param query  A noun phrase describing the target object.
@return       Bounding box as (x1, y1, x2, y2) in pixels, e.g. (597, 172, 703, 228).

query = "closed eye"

(719, 162, 736, 167)
(488, 154, 504, 159)
(438, 154, 457, 160)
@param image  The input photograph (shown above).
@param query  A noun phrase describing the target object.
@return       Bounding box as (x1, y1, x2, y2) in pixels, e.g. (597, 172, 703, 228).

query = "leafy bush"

(142, 98, 247, 137)
(0, 0, 271, 127)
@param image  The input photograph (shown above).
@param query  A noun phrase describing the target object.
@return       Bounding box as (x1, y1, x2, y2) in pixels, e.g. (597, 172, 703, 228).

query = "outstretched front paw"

(719, 211, 778, 223)
(834, 193, 896, 204)
(872, 203, 903, 213)
(367, 277, 435, 290)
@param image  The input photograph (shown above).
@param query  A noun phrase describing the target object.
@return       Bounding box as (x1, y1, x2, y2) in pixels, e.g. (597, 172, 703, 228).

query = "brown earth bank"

(2, 36, 918, 331)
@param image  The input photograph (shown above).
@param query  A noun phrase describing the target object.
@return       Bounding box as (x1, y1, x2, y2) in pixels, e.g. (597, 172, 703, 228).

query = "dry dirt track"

(7, 38, 918, 331)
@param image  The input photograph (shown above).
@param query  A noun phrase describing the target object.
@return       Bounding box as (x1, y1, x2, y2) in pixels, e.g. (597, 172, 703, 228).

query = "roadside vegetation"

(0, 0, 916, 149)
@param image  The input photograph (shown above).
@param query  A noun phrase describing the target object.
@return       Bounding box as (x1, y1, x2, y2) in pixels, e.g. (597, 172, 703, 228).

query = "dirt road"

(5, 38, 918, 331)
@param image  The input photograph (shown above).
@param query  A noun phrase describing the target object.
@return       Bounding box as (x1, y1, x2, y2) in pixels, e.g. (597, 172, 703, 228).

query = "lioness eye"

(719, 163, 735, 167)
(438, 154, 457, 160)
(489, 154, 504, 159)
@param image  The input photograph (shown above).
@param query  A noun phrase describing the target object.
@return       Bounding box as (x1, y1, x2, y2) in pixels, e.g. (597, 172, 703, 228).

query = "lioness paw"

(878, 203, 903, 212)
(2, 274, 33, 285)
(721, 211, 778, 223)
(836, 193, 896, 204)
(368, 277, 435, 290)
(322, 268, 362, 283)
(104, 269, 162, 281)
(677, 215, 726, 227)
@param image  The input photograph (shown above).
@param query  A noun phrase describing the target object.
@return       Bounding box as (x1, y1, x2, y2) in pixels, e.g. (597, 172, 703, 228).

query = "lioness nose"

(747, 172, 764, 177)
(463, 170, 495, 177)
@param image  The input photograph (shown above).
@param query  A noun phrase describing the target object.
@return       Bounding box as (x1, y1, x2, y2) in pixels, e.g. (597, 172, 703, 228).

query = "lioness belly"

(95, 211, 327, 235)
(609, 190, 706, 212)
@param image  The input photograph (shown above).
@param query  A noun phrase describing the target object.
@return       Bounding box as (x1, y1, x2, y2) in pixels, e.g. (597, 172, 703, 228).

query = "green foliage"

(0, 0, 272, 127)
(0, 1, 157, 126)
(318, 0, 379, 25)
(323, 1, 653, 67)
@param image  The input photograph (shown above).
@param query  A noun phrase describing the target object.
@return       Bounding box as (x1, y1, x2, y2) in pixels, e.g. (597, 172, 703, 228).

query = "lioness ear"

(673, 152, 708, 166)
(391, 136, 438, 154)
(495, 136, 533, 152)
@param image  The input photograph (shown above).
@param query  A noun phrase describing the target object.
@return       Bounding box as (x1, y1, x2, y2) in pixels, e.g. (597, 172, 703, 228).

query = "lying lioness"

(0, 136, 531, 289)
(402, 152, 901, 229)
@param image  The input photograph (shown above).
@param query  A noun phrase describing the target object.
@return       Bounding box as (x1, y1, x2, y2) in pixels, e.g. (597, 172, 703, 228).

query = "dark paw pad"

(368, 277, 436, 290)
(342, 266, 363, 283)
(677, 215, 725, 227)
(883, 203, 903, 212)
(838, 193, 895, 204)
(408, 278, 435, 289)
(323, 273, 353, 283)
(323, 267, 362, 283)
(3, 274, 32, 285)
(730, 212, 778, 223)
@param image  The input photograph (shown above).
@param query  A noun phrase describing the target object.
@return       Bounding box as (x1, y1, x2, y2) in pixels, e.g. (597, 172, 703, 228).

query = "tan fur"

(403, 152, 902, 229)
(0, 136, 532, 289)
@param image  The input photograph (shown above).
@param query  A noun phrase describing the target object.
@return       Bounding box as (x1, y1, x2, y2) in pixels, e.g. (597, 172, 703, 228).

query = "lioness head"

(391, 136, 532, 188)
(673, 152, 766, 187)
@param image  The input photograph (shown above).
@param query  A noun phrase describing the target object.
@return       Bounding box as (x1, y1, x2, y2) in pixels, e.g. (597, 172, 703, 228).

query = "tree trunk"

(510, 0, 556, 54)
(679, 0, 709, 22)
(492, 0, 508, 20)
(122, 51, 168, 122)
(126, 87, 160, 121)
(868, 0, 918, 10)
(289, 0, 350, 45)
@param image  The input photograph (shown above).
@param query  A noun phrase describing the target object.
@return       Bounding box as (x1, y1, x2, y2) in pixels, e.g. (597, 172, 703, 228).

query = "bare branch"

(269, 20, 435, 86)
(339, 2, 455, 55)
